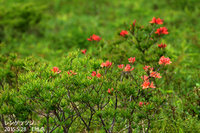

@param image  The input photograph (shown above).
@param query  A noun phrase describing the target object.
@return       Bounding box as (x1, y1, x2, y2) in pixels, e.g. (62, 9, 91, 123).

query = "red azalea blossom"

(128, 57, 136, 64)
(101, 62, 106, 68)
(143, 65, 153, 72)
(150, 71, 162, 78)
(101, 60, 112, 68)
(139, 102, 143, 107)
(142, 81, 156, 89)
(107, 88, 114, 94)
(96, 73, 102, 78)
(81, 49, 87, 54)
(149, 17, 156, 23)
(142, 81, 150, 89)
(91, 71, 97, 77)
(87, 34, 101, 41)
(143, 66, 150, 71)
(51, 67, 61, 73)
(149, 17, 163, 25)
(87, 76, 92, 79)
(141, 75, 149, 81)
(108, 88, 111, 94)
(67, 70, 77, 76)
(124, 64, 134, 72)
(158, 43, 167, 48)
(156, 18, 163, 24)
(133, 20, 136, 27)
(159, 56, 172, 65)
(91, 71, 101, 78)
(155, 27, 169, 35)
(118, 64, 124, 69)
(150, 82, 156, 88)
(120, 30, 128, 37)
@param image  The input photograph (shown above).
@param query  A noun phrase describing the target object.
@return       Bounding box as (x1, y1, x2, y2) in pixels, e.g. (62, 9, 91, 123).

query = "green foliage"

(0, 0, 200, 132)
(0, 3, 44, 42)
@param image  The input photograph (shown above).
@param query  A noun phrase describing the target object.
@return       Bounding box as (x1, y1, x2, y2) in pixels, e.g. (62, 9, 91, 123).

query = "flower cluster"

(118, 64, 124, 69)
(124, 64, 134, 72)
(143, 66, 153, 72)
(67, 70, 77, 76)
(128, 57, 136, 64)
(120, 30, 128, 37)
(150, 71, 162, 78)
(159, 56, 172, 65)
(158, 43, 167, 48)
(149, 17, 163, 25)
(87, 34, 101, 41)
(141, 65, 161, 89)
(141, 80, 155, 89)
(141, 65, 163, 89)
(51, 67, 61, 74)
(155, 27, 168, 35)
(101, 60, 112, 68)
(118, 57, 135, 72)
(91, 71, 102, 78)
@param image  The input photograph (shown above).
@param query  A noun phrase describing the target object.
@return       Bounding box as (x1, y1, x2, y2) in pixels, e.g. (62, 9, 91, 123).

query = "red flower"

(158, 43, 167, 48)
(107, 88, 114, 94)
(96, 73, 102, 78)
(149, 17, 163, 25)
(159, 56, 172, 65)
(143, 66, 153, 72)
(150, 71, 162, 78)
(149, 17, 156, 23)
(91, 71, 97, 77)
(87, 34, 101, 41)
(133, 20, 136, 27)
(141, 81, 155, 89)
(107, 88, 112, 94)
(141, 75, 149, 81)
(142, 81, 150, 89)
(118, 64, 124, 69)
(67, 70, 77, 76)
(143, 65, 150, 71)
(101, 60, 112, 68)
(120, 30, 128, 37)
(81, 49, 87, 54)
(87, 76, 92, 79)
(128, 57, 136, 64)
(139, 102, 143, 107)
(124, 64, 134, 72)
(150, 82, 156, 88)
(51, 67, 61, 73)
(155, 27, 169, 35)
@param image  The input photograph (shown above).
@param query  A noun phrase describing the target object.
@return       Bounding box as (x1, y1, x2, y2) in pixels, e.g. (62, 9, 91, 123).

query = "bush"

(0, 17, 200, 132)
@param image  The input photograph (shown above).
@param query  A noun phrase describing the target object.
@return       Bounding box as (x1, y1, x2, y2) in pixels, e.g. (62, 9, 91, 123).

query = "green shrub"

(0, 17, 199, 132)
